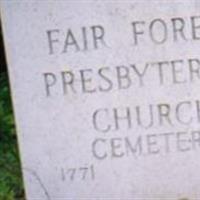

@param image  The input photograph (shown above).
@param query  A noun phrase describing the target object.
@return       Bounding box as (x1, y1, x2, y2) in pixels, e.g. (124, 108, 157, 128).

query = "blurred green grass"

(0, 72, 25, 200)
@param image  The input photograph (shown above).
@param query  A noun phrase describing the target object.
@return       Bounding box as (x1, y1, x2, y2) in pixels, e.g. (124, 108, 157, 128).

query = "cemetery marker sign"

(1, 1, 200, 199)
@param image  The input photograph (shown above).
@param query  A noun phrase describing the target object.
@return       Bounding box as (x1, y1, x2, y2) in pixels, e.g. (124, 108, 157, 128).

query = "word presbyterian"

(43, 57, 200, 97)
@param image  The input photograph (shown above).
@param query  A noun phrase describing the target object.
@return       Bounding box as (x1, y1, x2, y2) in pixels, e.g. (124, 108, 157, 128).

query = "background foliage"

(0, 72, 25, 200)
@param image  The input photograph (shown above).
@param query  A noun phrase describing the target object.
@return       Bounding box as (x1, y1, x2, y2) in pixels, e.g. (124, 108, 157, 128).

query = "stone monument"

(1, 1, 200, 199)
